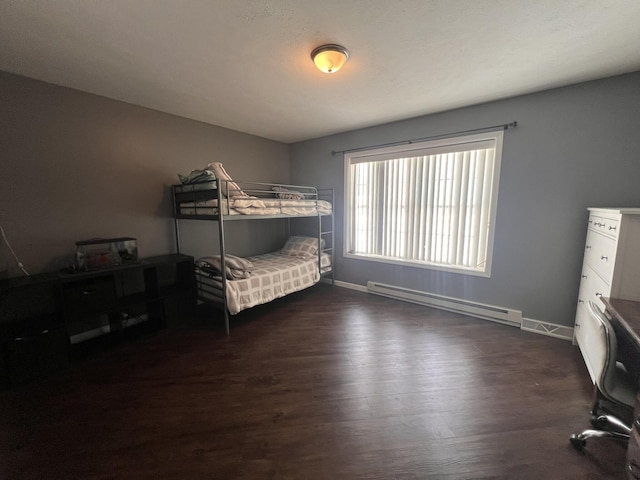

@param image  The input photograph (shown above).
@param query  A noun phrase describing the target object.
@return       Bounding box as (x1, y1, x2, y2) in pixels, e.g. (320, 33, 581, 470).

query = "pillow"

(272, 186, 304, 200)
(196, 254, 253, 280)
(281, 236, 321, 258)
(206, 162, 246, 197)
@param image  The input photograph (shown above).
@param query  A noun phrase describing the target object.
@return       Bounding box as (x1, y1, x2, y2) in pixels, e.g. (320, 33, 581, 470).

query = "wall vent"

(521, 318, 574, 341)
(367, 281, 522, 327)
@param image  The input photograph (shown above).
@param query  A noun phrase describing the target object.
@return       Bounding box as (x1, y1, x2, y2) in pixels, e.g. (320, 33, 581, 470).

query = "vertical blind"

(346, 134, 502, 273)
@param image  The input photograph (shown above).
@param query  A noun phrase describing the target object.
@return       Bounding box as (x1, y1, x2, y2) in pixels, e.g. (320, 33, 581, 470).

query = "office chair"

(570, 301, 636, 452)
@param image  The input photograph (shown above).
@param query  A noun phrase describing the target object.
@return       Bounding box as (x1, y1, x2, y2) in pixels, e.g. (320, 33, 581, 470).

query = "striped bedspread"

(195, 252, 331, 314)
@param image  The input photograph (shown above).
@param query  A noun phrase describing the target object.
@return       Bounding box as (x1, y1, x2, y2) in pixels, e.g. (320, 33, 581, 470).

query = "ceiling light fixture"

(311, 44, 349, 74)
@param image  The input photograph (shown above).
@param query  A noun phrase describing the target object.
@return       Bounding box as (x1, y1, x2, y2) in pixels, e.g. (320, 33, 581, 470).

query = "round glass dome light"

(311, 44, 350, 74)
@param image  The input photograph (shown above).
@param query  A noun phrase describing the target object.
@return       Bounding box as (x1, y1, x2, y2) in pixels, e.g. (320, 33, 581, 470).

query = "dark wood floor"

(0, 284, 628, 479)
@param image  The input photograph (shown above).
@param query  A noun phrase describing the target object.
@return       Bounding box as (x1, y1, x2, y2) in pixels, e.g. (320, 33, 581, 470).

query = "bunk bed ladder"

(318, 188, 335, 286)
(172, 186, 182, 254)
(216, 181, 231, 335)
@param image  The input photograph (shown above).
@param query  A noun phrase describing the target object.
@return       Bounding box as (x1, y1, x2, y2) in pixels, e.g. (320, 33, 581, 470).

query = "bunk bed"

(172, 164, 334, 334)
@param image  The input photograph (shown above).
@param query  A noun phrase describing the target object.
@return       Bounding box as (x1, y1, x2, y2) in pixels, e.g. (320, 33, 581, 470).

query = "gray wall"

(289, 72, 640, 327)
(0, 71, 290, 275)
(3, 69, 639, 328)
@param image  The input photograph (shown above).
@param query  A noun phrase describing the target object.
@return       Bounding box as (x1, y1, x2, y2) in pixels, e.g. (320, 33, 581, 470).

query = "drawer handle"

(585, 245, 592, 250)
(601, 256, 608, 261)
(595, 292, 603, 297)
(609, 225, 617, 231)
(629, 461, 640, 479)
(82, 288, 97, 295)
(578, 299, 585, 304)
(581, 274, 588, 279)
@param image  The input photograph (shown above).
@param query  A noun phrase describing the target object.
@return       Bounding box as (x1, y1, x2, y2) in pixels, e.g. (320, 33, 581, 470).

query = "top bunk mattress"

(173, 164, 332, 218)
(178, 197, 332, 217)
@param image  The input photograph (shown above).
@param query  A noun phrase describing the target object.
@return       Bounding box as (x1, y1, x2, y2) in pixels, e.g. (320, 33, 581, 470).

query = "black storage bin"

(6, 326, 69, 387)
(0, 273, 67, 389)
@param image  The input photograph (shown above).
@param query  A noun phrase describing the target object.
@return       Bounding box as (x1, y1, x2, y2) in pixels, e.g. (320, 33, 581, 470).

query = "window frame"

(343, 130, 504, 277)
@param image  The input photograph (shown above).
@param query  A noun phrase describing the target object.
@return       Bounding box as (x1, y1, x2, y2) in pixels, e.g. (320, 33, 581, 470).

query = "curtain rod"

(331, 121, 518, 156)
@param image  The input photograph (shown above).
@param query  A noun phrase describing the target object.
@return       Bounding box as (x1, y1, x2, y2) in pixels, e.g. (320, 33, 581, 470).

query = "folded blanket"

(272, 186, 304, 200)
(230, 196, 266, 209)
(179, 169, 216, 184)
(196, 254, 253, 280)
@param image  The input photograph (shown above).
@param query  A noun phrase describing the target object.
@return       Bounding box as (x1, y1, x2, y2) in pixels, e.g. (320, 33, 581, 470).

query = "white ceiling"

(1, 1, 639, 144)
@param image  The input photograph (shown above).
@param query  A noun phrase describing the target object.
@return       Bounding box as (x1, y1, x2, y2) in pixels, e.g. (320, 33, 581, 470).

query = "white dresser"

(574, 208, 640, 382)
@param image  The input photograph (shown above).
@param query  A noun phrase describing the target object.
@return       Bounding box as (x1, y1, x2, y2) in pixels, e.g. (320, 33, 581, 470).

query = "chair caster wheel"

(570, 434, 586, 452)
(590, 415, 607, 429)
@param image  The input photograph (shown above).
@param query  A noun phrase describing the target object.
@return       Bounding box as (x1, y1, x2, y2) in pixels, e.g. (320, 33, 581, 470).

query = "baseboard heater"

(367, 281, 522, 327)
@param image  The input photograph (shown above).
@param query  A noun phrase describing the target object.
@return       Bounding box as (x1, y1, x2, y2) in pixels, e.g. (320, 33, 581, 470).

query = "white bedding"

(195, 252, 331, 314)
(180, 197, 332, 216)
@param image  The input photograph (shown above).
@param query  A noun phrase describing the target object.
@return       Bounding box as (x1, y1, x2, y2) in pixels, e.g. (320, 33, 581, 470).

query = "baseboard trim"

(334, 280, 368, 292)
(322, 279, 574, 341)
(319, 278, 368, 292)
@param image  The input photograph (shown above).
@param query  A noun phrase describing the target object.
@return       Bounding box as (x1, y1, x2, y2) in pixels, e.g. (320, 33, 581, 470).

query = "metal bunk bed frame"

(172, 179, 334, 334)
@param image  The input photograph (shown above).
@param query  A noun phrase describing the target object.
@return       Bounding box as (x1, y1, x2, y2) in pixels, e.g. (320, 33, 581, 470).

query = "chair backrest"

(584, 301, 619, 398)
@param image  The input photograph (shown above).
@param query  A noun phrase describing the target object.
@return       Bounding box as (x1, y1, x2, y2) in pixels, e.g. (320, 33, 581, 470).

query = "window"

(344, 131, 504, 276)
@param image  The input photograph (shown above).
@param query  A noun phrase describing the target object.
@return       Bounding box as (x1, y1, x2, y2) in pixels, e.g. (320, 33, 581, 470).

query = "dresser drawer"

(573, 303, 592, 380)
(574, 265, 612, 383)
(590, 214, 620, 239)
(577, 264, 611, 306)
(583, 228, 617, 282)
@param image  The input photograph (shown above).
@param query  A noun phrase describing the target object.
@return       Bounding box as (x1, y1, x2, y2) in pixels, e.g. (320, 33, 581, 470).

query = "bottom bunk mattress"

(195, 252, 331, 314)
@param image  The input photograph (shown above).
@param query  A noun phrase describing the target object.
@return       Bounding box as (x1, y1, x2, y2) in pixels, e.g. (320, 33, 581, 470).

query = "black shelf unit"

(0, 253, 194, 389)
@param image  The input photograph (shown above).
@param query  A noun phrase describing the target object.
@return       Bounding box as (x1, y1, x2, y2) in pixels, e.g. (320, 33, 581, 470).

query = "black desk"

(602, 297, 640, 479)
(602, 298, 640, 387)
